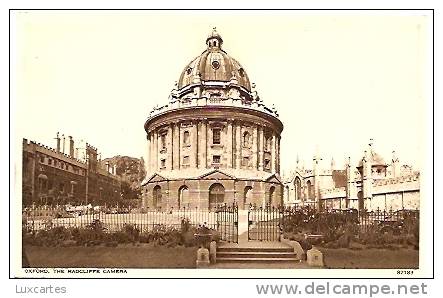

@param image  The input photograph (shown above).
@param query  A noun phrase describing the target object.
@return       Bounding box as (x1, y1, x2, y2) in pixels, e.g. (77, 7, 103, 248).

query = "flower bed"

(282, 209, 419, 250)
(22, 218, 220, 248)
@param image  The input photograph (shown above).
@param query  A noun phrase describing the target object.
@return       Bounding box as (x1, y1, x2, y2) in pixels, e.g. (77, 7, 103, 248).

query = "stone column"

(227, 120, 233, 167)
(192, 121, 198, 168)
(235, 122, 241, 169)
(152, 129, 158, 172)
(258, 126, 264, 171)
(146, 133, 151, 174)
(276, 136, 280, 174)
(252, 124, 258, 170)
(201, 119, 207, 169)
(173, 122, 180, 170)
(167, 124, 173, 170)
(271, 133, 276, 173)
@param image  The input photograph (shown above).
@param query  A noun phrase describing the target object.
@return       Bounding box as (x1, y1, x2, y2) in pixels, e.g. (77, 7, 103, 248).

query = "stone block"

(196, 247, 210, 268)
(209, 241, 217, 264)
(307, 247, 324, 267)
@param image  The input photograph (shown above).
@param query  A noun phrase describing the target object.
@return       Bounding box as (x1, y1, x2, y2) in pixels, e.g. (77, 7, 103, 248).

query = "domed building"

(142, 28, 284, 210)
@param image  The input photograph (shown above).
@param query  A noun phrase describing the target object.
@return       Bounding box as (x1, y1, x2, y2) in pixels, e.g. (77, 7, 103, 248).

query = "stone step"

(217, 257, 299, 263)
(217, 251, 296, 259)
(217, 246, 293, 253)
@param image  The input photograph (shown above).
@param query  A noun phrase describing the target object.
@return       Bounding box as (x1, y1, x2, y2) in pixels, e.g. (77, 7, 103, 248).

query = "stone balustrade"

(148, 96, 279, 120)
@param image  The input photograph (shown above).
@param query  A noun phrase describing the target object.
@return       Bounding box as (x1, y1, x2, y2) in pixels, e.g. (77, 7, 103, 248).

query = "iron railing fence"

(22, 203, 418, 243)
(22, 205, 219, 233)
(247, 203, 419, 241)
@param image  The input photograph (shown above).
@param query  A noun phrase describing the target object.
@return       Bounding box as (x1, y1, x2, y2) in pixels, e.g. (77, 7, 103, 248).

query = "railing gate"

(215, 204, 238, 243)
(247, 205, 282, 241)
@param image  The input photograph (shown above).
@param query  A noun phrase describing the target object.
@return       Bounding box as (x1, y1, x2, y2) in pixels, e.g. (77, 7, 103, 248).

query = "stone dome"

(177, 28, 252, 92)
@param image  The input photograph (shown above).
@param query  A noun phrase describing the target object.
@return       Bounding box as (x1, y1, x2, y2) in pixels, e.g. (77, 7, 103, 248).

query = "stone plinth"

(196, 247, 210, 268)
(306, 247, 324, 267)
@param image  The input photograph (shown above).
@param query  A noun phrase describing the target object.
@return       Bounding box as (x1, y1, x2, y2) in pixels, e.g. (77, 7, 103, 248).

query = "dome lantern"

(206, 27, 223, 49)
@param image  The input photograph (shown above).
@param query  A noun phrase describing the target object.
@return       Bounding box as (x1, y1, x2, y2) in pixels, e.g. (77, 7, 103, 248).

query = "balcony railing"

(148, 97, 279, 119)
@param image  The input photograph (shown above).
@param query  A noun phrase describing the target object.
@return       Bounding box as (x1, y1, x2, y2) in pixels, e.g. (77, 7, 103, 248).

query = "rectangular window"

(242, 156, 250, 167)
(183, 156, 189, 165)
(183, 131, 190, 146)
(40, 155, 44, 163)
(160, 134, 167, 150)
(213, 128, 221, 145)
(48, 159, 52, 166)
(160, 159, 166, 168)
(265, 137, 271, 151)
(213, 155, 221, 164)
(59, 183, 64, 193)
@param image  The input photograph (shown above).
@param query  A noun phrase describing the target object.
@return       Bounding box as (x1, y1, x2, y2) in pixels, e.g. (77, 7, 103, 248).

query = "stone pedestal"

(196, 247, 210, 268)
(307, 247, 324, 267)
(209, 241, 217, 264)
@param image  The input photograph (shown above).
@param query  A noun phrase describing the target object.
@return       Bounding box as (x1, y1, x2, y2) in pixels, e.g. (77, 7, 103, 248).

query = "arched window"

(268, 186, 275, 206)
(209, 183, 225, 209)
(178, 186, 189, 209)
(295, 177, 302, 201)
(357, 191, 364, 211)
(307, 181, 313, 200)
(183, 131, 190, 146)
(243, 131, 250, 147)
(244, 186, 253, 207)
(153, 185, 162, 209)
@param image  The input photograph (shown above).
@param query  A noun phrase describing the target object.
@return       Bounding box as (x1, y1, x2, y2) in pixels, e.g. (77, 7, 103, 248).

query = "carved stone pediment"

(146, 173, 168, 183)
(197, 170, 236, 180)
(266, 174, 282, 184)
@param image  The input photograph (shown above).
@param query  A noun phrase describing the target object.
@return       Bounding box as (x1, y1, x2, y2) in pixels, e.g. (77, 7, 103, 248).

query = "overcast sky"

(12, 11, 431, 175)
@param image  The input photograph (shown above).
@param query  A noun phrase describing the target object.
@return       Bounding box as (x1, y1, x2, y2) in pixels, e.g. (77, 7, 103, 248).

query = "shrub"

(122, 224, 140, 243)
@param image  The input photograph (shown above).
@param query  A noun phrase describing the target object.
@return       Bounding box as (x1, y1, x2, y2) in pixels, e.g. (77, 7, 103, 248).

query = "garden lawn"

(319, 247, 419, 269)
(24, 244, 198, 268)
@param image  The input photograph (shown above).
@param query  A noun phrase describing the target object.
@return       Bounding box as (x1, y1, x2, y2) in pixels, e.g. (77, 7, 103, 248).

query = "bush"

(122, 224, 140, 243)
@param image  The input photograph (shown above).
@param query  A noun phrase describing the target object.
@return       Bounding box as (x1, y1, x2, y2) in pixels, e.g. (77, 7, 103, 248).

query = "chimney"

(56, 132, 61, 152)
(62, 134, 66, 154)
(69, 136, 74, 157)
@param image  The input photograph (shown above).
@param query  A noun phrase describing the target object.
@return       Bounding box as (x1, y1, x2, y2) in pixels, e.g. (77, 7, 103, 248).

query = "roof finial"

(369, 138, 374, 147)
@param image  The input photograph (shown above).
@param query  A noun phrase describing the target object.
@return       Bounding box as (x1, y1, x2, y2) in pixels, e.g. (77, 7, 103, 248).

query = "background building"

(283, 141, 420, 211)
(22, 133, 121, 206)
(142, 28, 284, 209)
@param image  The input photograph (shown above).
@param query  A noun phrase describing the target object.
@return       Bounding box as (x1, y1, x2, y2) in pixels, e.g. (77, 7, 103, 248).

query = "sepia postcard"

(10, 9, 434, 279)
